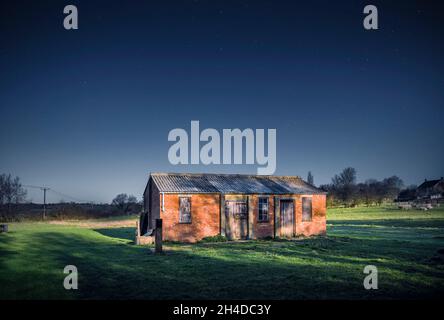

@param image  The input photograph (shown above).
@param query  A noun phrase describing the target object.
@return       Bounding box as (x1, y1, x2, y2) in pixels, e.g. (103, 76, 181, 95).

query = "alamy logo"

(63, 265, 78, 290)
(363, 5, 378, 30)
(168, 121, 276, 175)
(363, 265, 378, 290)
(63, 5, 78, 30)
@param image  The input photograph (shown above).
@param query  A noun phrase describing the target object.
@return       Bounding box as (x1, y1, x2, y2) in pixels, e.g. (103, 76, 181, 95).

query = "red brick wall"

(151, 191, 326, 242)
(250, 195, 275, 239)
(160, 193, 220, 242)
(222, 194, 326, 239)
(295, 194, 326, 236)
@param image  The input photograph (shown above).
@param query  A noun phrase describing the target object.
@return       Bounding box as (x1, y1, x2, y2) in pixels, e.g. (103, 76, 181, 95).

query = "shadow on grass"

(93, 227, 135, 242)
(0, 232, 16, 269)
(1, 228, 444, 300)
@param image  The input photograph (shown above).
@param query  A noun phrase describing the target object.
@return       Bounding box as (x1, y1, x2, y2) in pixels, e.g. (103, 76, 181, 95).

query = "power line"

(24, 184, 94, 204)
(48, 189, 94, 204)
(23, 185, 50, 220)
(23, 184, 49, 190)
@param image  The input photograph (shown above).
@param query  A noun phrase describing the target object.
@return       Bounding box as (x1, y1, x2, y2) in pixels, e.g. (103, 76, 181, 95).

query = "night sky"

(1, 0, 443, 203)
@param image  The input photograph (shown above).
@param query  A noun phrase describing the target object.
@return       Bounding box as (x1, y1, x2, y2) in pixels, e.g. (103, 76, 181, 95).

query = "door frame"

(279, 199, 295, 237)
(224, 200, 249, 240)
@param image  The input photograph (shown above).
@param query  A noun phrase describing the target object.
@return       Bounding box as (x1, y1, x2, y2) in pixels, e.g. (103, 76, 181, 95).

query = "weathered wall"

(272, 194, 326, 237)
(160, 193, 220, 242)
(148, 188, 326, 242)
(249, 195, 275, 239)
(220, 194, 275, 239)
(295, 194, 327, 236)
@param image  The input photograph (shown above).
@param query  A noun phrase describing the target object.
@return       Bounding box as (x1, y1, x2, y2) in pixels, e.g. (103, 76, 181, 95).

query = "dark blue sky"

(1, 0, 443, 203)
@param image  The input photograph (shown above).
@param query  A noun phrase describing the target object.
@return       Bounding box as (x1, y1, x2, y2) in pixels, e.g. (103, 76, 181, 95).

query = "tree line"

(0, 173, 141, 221)
(1, 168, 411, 220)
(316, 167, 405, 207)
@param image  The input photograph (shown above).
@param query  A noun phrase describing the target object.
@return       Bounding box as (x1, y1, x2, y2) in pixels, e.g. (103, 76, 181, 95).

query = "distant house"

(396, 178, 444, 203)
(416, 178, 444, 201)
(140, 173, 327, 242)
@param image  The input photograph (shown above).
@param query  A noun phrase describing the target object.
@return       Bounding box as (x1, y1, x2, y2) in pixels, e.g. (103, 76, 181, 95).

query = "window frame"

(302, 197, 313, 222)
(258, 197, 270, 223)
(179, 196, 192, 224)
(225, 200, 248, 220)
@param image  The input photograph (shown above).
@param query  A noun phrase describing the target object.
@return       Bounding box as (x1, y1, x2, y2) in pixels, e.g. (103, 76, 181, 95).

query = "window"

(302, 197, 312, 222)
(258, 197, 269, 222)
(179, 197, 191, 223)
(225, 201, 248, 220)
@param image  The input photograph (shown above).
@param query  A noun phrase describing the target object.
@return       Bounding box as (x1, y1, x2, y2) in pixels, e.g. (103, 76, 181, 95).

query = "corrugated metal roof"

(150, 173, 325, 195)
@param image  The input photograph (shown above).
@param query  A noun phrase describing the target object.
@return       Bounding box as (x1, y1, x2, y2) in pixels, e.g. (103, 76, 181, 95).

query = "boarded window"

(302, 197, 312, 222)
(179, 197, 191, 223)
(226, 201, 247, 220)
(258, 197, 269, 222)
(233, 202, 247, 220)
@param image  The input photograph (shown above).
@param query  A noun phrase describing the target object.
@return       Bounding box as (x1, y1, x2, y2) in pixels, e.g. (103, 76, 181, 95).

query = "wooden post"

(135, 220, 140, 245)
(155, 218, 163, 253)
(42, 187, 49, 220)
(0, 224, 8, 233)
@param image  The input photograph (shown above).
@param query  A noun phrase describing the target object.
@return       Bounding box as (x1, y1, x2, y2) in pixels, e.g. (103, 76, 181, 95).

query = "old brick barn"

(140, 173, 327, 242)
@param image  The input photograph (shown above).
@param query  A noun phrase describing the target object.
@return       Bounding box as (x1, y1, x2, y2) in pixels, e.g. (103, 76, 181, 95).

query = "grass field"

(0, 206, 443, 299)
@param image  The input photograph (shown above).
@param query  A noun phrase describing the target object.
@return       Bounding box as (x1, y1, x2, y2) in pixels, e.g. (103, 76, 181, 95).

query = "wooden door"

(280, 200, 294, 237)
(225, 201, 248, 240)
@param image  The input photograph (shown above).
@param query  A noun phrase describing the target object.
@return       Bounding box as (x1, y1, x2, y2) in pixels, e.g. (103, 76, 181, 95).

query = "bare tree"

(0, 174, 5, 205)
(383, 176, 404, 200)
(0, 174, 27, 213)
(331, 167, 357, 206)
(332, 167, 357, 186)
(112, 193, 138, 215)
(326, 169, 405, 207)
(127, 195, 137, 204)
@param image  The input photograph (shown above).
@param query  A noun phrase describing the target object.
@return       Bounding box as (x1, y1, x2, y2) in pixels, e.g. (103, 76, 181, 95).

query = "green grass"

(1, 206, 443, 299)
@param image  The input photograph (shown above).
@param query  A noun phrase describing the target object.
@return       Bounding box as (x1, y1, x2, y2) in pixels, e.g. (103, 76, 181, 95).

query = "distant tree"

(332, 167, 357, 186)
(307, 171, 314, 185)
(322, 168, 408, 208)
(364, 179, 384, 206)
(0, 175, 4, 205)
(0, 174, 27, 213)
(127, 195, 137, 204)
(382, 176, 404, 200)
(331, 167, 357, 206)
(112, 193, 138, 215)
(355, 182, 368, 206)
(397, 188, 417, 202)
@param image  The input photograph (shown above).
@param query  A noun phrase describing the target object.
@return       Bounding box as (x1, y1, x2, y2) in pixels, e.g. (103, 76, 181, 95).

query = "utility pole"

(23, 185, 51, 220)
(41, 187, 50, 220)
(24, 185, 91, 220)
